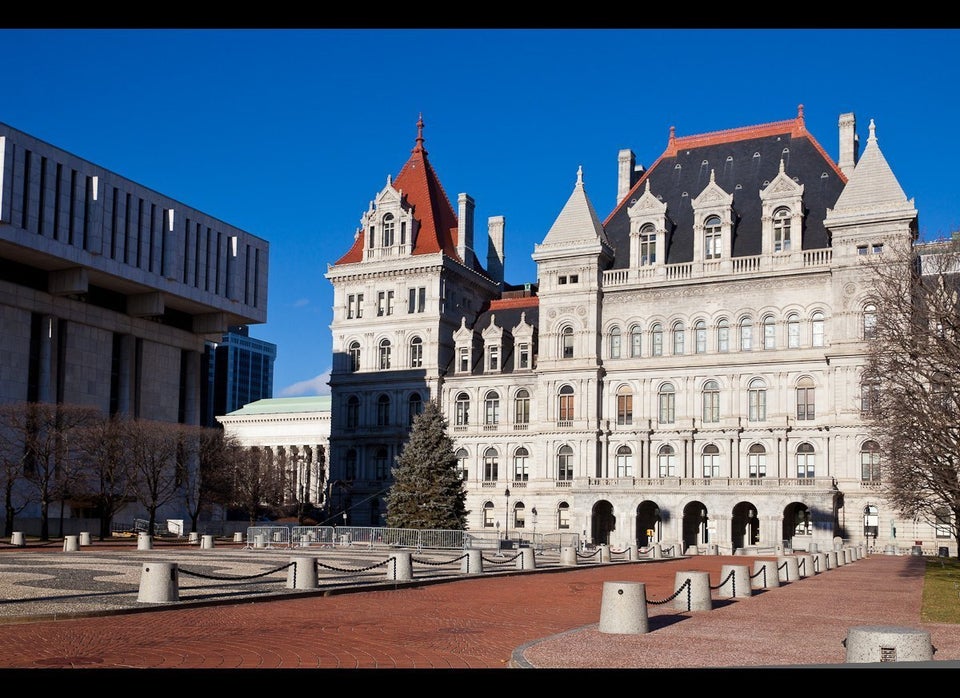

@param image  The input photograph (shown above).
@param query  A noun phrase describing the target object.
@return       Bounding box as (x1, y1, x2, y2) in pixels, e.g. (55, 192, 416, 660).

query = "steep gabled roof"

(540, 166, 609, 248)
(333, 116, 465, 267)
(830, 118, 913, 218)
(602, 105, 848, 269)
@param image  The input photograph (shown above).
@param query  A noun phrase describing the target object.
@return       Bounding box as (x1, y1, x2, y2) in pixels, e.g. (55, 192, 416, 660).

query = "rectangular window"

(617, 394, 633, 426)
(356, 293, 364, 318)
(347, 294, 355, 319)
(796, 388, 815, 420)
(558, 276, 567, 285)
(488, 346, 499, 371)
(872, 244, 884, 254)
(386, 290, 395, 315)
(518, 343, 529, 369)
(658, 393, 675, 424)
(377, 291, 386, 316)
(459, 347, 469, 373)
(857, 245, 869, 255)
(569, 275, 578, 283)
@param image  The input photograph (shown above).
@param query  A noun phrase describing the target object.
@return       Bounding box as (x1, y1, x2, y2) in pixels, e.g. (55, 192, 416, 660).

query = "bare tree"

(0, 404, 34, 537)
(231, 446, 281, 525)
(864, 236, 960, 554)
(126, 419, 184, 535)
(0, 402, 99, 540)
(74, 413, 135, 540)
(180, 426, 240, 533)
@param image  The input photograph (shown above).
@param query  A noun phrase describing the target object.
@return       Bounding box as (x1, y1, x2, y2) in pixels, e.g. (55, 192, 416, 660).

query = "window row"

(457, 440, 882, 482)
(347, 336, 425, 372)
(345, 286, 427, 320)
(344, 392, 424, 428)
(481, 501, 571, 529)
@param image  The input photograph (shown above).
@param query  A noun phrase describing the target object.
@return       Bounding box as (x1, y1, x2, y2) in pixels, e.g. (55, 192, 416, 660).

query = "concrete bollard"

(137, 562, 179, 603)
(707, 543, 718, 555)
(189, 531, 200, 544)
(286, 556, 318, 589)
(461, 549, 483, 574)
(387, 551, 412, 581)
(10, 532, 25, 547)
(201, 534, 215, 549)
(814, 552, 828, 573)
(651, 543, 663, 559)
(826, 550, 839, 569)
(751, 559, 780, 590)
(517, 547, 536, 570)
(625, 544, 637, 561)
(718, 564, 752, 599)
(137, 532, 152, 551)
(685, 544, 700, 556)
(79, 531, 92, 546)
(233, 532, 244, 543)
(63, 535, 80, 552)
(254, 534, 266, 549)
(844, 626, 934, 663)
(559, 546, 578, 566)
(599, 581, 648, 634)
(673, 571, 712, 611)
(809, 542, 819, 554)
(598, 544, 611, 563)
(777, 556, 800, 583)
(797, 554, 815, 578)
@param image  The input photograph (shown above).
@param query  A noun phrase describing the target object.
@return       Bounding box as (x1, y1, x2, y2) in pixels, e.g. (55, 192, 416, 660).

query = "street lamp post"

(504, 487, 510, 547)
(531, 507, 538, 550)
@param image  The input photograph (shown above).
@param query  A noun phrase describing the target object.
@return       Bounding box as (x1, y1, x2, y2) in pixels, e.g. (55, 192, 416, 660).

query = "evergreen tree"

(385, 400, 467, 530)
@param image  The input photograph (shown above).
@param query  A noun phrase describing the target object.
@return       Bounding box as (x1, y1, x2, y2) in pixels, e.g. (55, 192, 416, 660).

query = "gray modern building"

(203, 324, 277, 427)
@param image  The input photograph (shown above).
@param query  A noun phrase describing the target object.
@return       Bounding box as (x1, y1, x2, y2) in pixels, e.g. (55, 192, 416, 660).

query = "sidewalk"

(0, 540, 957, 671)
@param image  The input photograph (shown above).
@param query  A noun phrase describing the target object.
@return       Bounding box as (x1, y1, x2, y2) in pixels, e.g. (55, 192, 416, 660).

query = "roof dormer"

(759, 159, 805, 255)
(481, 314, 505, 374)
(627, 180, 668, 268)
(691, 170, 734, 265)
(360, 176, 418, 261)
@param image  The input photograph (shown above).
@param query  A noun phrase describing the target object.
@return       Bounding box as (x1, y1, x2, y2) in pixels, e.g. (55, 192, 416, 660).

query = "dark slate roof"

(603, 107, 847, 269)
(466, 295, 539, 374)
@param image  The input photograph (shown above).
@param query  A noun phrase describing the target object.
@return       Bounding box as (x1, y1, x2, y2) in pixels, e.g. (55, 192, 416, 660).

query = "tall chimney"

(487, 215, 505, 288)
(838, 113, 859, 178)
(618, 149, 636, 205)
(457, 193, 475, 267)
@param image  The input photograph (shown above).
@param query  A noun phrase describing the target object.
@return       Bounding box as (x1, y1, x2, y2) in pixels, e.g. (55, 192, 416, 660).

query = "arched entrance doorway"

(732, 502, 758, 550)
(591, 500, 615, 545)
(682, 501, 708, 552)
(635, 501, 662, 546)
(783, 501, 812, 549)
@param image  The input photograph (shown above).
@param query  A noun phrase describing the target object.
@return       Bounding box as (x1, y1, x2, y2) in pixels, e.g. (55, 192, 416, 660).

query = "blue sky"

(2, 29, 958, 398)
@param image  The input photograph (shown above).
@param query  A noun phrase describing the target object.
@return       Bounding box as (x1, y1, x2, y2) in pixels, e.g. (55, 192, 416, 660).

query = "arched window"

(787, 313, 800, 348)
(376, 394, 391, 426)
(702, 443, 720, 478)
(558, 385, 575, 423)
(378, 338, 392, 369)
(409, 336, 423, 368)
(609, 326, 621, 359)
(672, 321, 685, 355)
(561, 326, 574, 359)
(630, 324, 642, 357)
(657, 444, 676, 477)
(348, 340, 361, 372)
(864, 504, 879, 539)
(773, 207, 791, 252)
(861, 440, 881, 482)
(748, 378, 767, 422)
(796, 442, 815, 478)
(484, 390, 500, 425)
(796, 376, 815, 420)
(748, 443, 766, 478)
(694, 319, 707, 353)
(616, 384, 633, 426)
(658, 382, 676, 424)
(455, 392, 470, 426)
(651, 323, 664, 356)
(639, 223, 656, 265)
(557, 445, 574, 481)
(514, 501, 526, 530)
(407, 392, 423, 425)
(483, 501, 495, 527)
(513, 447, 529, 481)
(345, 448, 357, 479)
(763, 315, 776, 350)
(346, 395, 360, 429)
(717, 318, 730, 353)
(863, 303, 877, 339)
(704, 214, 722, 259)
(483, 448, 499, 482)
(557, 502, 571, 529)
(375, 447, 389, 480)
(740, 317, 753, 351)
(456, 448, 469, 481)
(514, 389, 530, 426)
(811, 311, 825, 347)
(616, 445, 633, 477)
(702, 379, 720, 423)
(381, 212, 395, 247)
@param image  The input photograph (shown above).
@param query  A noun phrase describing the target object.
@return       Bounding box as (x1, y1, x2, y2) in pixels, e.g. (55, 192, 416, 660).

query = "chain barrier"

(411, 554, 465, 567)
(749, 565, 768, 588)
(316, 558, 390, 574)
(645, 578, 691, 607)
(481, 551, 521, 565)
(710, 569, 735, 592)
(179, 562, 294, 581)
(577, 548, 601, 561)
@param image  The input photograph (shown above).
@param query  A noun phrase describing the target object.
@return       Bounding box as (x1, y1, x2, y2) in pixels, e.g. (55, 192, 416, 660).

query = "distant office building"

(0, 120, 269, 525)
(203, 325, 277, 426)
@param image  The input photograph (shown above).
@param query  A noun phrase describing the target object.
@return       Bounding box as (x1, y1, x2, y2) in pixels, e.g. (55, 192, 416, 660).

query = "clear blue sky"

(2, 29, 957, 399)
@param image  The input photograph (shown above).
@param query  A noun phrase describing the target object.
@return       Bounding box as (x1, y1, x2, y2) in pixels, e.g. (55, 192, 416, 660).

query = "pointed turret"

(538, 166, 610, 250)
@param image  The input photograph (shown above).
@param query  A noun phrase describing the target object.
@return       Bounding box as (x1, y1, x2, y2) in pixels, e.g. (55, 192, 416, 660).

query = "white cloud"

(293, 297, 310, 308)
(278, 370, 331, 397)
